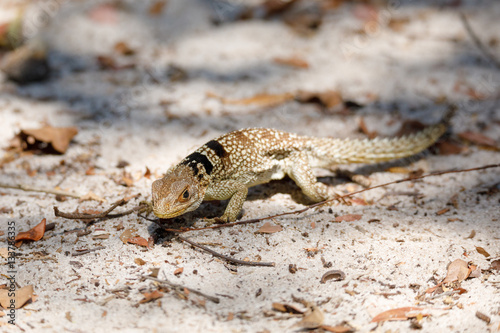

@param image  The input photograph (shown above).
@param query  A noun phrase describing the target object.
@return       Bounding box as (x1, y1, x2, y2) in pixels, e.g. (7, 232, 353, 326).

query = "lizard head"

(151, 165, 206, 219)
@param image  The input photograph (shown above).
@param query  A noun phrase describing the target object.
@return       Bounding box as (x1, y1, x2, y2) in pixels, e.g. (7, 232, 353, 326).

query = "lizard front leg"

(204, 180, 248, 224)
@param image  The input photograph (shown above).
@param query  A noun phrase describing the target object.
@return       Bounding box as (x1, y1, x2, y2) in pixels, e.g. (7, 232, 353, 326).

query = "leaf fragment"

(371, 307, 429, 323)
(139, 290, 163, 304)
(257, 222, 283, 234)
(19, 126, 78, 154)
(294, 304, 324, 329)
(0, 285, 34, 309)
(475, 246, 490, 258)
(15, 218, 46, 242)
(334, 214, 362, 222)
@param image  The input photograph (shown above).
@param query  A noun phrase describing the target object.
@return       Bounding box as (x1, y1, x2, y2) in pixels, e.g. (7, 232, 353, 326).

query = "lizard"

(151, 124, 446, 224)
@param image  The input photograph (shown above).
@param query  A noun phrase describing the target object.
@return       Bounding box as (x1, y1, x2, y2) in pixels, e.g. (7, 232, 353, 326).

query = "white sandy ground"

(0, 0, 499, 332)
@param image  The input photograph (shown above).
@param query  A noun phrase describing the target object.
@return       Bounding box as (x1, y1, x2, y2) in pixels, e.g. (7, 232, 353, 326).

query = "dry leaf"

(273, 56, 309, 68)
(127, 236, 150, 249)
(296, 90, 343, 109)
(490, 259, 500, 271)
(257, 222, 283, 234)
(371, 307, 429, 323)
(388, 17, 410, 32)
(458, 132, 497, 148)
(0, 285, 34, 309)
(436, 208, 450, 215)
(119, 228, 137, 244)
(334, 214, 362, 222)
(149, 1, 167, 15)
(272, 302, 304, 314)
(294, 305, 324, 329)
(114, 41, 135, 56)
(211, 92, 294, 108)
(0, 248, 8, 259)
(476, 311, 491, 324)
(139, 290, 163, 304)
(144, 167, 152, 179)
(18, 126, 78, 154)
(475, 246, 490, 258)
(442, 259, 470, 284)
(465, 230, 476, 239)
(134, 258, 146, 266)
(320, 324, 354, 333)
(436, 140, 467, 155)
(358, 117, 378, 139)
(15, 218, 46, 242)
(174, 267, 184, 276)
(320, 270, 346, 283)
(79, 191, 106, 202)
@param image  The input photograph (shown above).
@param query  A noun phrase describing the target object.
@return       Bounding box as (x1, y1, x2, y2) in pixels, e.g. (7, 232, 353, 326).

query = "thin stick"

(460, 12, 500, 69)
(142, 275, 220, 304)
(54, 199, 126, 219)
(72, 246, 106, 256)
(162, 164, 500, 232)
(177, 235, 275, 267)
(0, 182, 81, 198)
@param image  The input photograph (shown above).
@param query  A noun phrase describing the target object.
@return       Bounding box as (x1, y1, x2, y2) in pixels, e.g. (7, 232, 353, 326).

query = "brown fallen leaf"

(272, 302, 304, 314)
(16, 126, 78, 154)
(358, 117, 378, 139)
(174, 267, 184, 276)
(294, 304, 324, 329)
(435, 140, 467, 155)
(149, 0, 167, 15)
(15, 218, 46, 242)
(489, 259, 500, 271)
(119, 228, 137, 244)
(476, 311, 491, 324)
(134, 258, 146, 266)
(371, 307, 429, 323)
(436, 208, 450, 215)
(257, 222, 283, 234)
(320, 324, 354, 333)
(127, 236, 150, 249)
(476, 246, 490, 258)
(0, 285, 34, 309)
(114, 41, 135, 56)
(144, 167, 152, 179)
(320, 270, 346, 283)
(388, 17, 410, 32)
(296, 90, 343, 109)
(139, 290, 163, 304)
(442, 259, 470, 284)
(273, 56, 309, 69)
(209, 92, 294, 108)
(334, 214, 362, 222)
(458, 131, 497, 148)
(79, 191, 106, 203)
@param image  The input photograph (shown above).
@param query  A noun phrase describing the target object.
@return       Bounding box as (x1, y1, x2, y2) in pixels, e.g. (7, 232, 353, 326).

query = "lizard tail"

(311, 123, 446, 165)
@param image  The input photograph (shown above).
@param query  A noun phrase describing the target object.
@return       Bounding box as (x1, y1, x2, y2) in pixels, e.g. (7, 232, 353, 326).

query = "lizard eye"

(179, 188, 190, 202)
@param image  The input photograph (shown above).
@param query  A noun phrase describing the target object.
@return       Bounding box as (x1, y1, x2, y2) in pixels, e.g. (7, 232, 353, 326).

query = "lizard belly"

(245, 165, 285, 187)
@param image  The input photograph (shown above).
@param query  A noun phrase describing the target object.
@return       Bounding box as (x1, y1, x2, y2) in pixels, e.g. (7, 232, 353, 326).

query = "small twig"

(142, 275, 220, 304)
(162, 164, 500, 232)
(177, 235, 275, 267)
(460, 12, 500, 69)
(54, 198, 138, 220)
(72, 246, 106, 256)
(0, 182, 81, 198)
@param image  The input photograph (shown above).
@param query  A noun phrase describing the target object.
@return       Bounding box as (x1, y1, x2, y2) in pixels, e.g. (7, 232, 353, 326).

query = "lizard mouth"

(153, 206, 187, 219)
